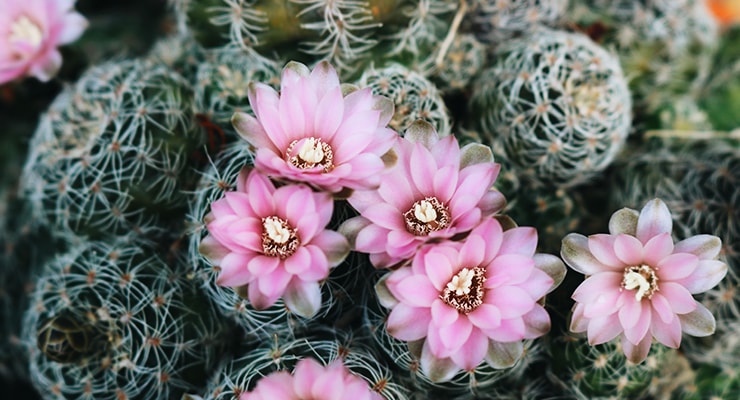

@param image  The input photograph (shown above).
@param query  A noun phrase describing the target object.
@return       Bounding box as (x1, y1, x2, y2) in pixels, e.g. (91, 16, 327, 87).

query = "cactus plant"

(472, 0, 570, 43)
(469, 28, 631, 187)
(22, 238, 228, 400)
(21, 58, 204, 239)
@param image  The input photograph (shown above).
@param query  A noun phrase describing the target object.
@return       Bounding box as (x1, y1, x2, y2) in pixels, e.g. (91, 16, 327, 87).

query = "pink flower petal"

(485, 340, 523, 369)
(486, 254, 536, 288)
(450, 328, 488, 370)
(438, 315, 473, 353)
(613, 234, 644, 266)
(393, 275, 439, 307)
(499, 227, 537, 256)
(245, 168, 277, 216)
(355, 224, 391, 254)
(247, 255, 280, 276)
(433, 165, 459, 203)
(586, 313, 623, 345)
(562, 233, 612, 275)
(313, 86, 344, 140)
(484, 317, 526, 342)
(233, 112, 273, 151)
(409, 142, 438, 194)
(656, 253, 698, 281)
(422, 248, 455, 290)
(431, 299, 459, 327)
(362, 203, 405, 231)
(245, 371, 294, 398)
(58, 12, 88, 44)
(521, 305, 551, 339)
(420, 340, 459, 382)
(588, 234, 625, 268)
(257, 267, 292, 299)
(387, 303, 432, 341)
(283, 280, 322, 318)
(571, 272, 622, 305)
(617, 293, 643, 330)
(650, 307, 682, 348)
(642, 233, 674, 267)
(649, 293, 675, 324)
(622, 302, 652, 345)
(216, 253, 253, 287)
(485, 286, 534, 318)
(570, 303, 588, 333)
(467, 303, 502, 330)
(636, 199, 673, 244)
(621, 333, 652, 364)
(293, 359, 324, 399)
(283, 246, 312, 275)
(678, 302, 715, 337)
(432, 136, 461, 168)
(675, 259, 728, 294)
(659, 282, 698, 314)
(519, 268, 555, 301)
(674, 234, 722, 260)
(309, 60, 340, 99)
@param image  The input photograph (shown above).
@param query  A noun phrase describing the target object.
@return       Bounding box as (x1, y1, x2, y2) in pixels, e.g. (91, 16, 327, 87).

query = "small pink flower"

(562, 198, 728, 363)
(199, 168, 349, 318)
(342, 121, 506, 269)
(376, 218, 565, 381)
(0, 0, 87, 84)
(231, 60, 397, 195)
(240, 358, 383, 400)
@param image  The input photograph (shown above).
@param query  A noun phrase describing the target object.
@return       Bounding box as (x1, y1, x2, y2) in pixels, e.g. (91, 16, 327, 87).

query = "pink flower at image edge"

(240, 358, 382, 400)
(199, 168, 349, 318)
(562, 198, 728, 363)
(0, 0, 87, 84)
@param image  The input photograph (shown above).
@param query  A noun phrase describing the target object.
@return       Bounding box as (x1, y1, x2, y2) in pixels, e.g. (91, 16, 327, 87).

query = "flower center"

(286, 137, 334, 172)
(403, 197, 450, 236)
(261, 216, 300, 259)
(9, 15, 43, 48)
(621, 265, 659, 301)
(440, 267, 486, 314)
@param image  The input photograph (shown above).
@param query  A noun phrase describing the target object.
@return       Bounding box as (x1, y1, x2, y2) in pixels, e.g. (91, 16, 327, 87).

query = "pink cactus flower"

(562, 198, 728, 363)
(341, 121, 506, 269)
(376, 218, 565, 381)
(231, 60, 397, 196)
(199, 168, 349, 318)
(240, 358, 383, 400)
(0, 0, 87, 84)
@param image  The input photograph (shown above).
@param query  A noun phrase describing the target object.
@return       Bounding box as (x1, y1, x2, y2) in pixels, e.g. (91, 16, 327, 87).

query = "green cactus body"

(193, 46, 281, 143)
(22, 239, 228, 400)
(469, 28, 631, 188)
(21, 59, 204, 239)
(473, 0, 569, 43)
(177, 0, 456, 78)
(357, 64, 451, 136)
(429, 33, 487, 93)
(547, 333, 670, 399)
(195, 331, 409, 399)
(567, 0, 718, 113)
(696, 26, 740, 131)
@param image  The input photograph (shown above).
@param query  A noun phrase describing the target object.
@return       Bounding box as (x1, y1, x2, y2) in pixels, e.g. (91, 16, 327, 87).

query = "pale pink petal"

(245, 168, 277, 216)
(245, 371, 294, 398)
(642, 233, 675, 267)
(30, 49, 62, 82)
(420, 340, 459, 382)
(313, 86, 344, 140)
(486, 254, 536, 288)
(309, 60, 340, 99)
(257, 267, 292, 299)
(431, 135, 461, 168)
(613, 234, 644, 266)
(561, 233, 612, 275)
(422, 249, 455, 290)
(588, 234, 624, 268)
(467, 303, 502, 330)
(587, 313, 623, 345)
(650, 308, 682, 348)
(569, 303, 589, 333)
(408, 143, 438, 194)
(675, 259, 727, 294)
(450, 328, 488, 370)
(475, 218, 504, 262)
(485, 286, 534, 318)
(678, 302, 715, 337)
(247, 255, 280, 276)
(674, 235, 722, 260)
(387, 303, 432, 341)
(650, 293, 675, 324)
(521, 305, 551, 339)
(232, 112, 273, 151)
(571, 272, 622, 305)
(298, 245, 331, 281)
(636, 199, 673, 244)
(438, 315, 473, 353)
(355, 224, 391, 253)
(431, 299, 459, 327)
(656, 253, 698, 281)
(216, 253, 253, 287)
(521, 267, 556, 300)
(479, 189, 507, 217)
(498, 227, 537, 256)
(283, 246, 313, 275)
(283, 280, 322, 318)
(621, 333, 652, 364)
(660, 282, 698, 314)
(310, 230, 349, 267)
(433, 165, 459, 202)
(618, 293, 643, 330)
(485, 317, 526, 342)
(362, 203, 406, 231)
(293, 359, 324, 399)
(392, 275, 439, 307)
(622, 303, 651, 345)
(199, 235, 230, 265)
(485, 340, 523, 369)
